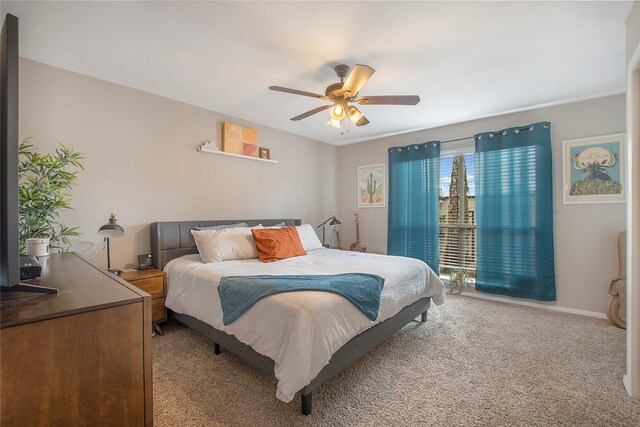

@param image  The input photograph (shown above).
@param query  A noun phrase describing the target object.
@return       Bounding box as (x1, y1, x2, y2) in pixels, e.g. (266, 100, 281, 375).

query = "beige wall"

(19, 58, 337, 270)
(337, 94, 626, 314)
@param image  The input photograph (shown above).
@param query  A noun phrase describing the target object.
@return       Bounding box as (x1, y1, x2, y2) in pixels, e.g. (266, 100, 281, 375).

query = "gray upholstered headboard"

(150, 219, 302, 269)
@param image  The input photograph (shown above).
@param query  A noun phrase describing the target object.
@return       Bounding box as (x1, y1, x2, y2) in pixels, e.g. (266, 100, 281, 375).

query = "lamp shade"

(98, 213, 124, 238)
(347, 106, 364, 124)
(327, 117, 342, 128)
(329, 216, 341, 226)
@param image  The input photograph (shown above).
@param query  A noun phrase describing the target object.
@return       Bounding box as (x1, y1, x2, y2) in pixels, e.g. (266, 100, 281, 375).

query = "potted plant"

(18, 139, 84, 254)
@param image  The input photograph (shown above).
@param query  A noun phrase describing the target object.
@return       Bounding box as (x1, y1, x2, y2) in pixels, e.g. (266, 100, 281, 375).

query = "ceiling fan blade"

(269, 86, 330, 100)
(290, 105, 333, 121)
(356, 95, 420, 105)
(342, 64, 375, 97)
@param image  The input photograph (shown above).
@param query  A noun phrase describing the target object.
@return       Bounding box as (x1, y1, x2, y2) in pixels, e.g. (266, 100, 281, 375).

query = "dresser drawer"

(130, 277, 164, 299)
(151, 298, 167, 323)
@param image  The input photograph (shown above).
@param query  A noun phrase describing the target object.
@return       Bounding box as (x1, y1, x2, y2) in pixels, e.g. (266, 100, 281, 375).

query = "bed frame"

(150, 219, 431, 415)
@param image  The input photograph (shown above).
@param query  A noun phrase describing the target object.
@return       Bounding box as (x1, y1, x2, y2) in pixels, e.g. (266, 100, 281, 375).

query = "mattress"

(164, 248, 446, 402)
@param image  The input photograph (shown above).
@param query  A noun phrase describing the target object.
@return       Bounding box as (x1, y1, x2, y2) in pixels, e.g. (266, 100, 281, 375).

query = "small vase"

(25, 238, 50, 257)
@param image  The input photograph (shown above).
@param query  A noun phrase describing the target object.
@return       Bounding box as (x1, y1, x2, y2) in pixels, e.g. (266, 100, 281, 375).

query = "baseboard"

(624, 374, 630, 395)
(457, 289, 607, 319)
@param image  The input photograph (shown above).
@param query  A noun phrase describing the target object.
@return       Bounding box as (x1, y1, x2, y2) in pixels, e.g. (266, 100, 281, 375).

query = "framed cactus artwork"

(358, 164, 385, 208)
(562, 133, 625, 204)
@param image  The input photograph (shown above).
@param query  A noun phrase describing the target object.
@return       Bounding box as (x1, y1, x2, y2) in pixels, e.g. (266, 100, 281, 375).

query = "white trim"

(457, 290, 607, 319)
(624, 374, 630, 395)
(625, 38, 640, 399)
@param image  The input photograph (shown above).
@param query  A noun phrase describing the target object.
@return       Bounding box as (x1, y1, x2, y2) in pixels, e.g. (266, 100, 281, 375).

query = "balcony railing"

(438, 223, 477, 274)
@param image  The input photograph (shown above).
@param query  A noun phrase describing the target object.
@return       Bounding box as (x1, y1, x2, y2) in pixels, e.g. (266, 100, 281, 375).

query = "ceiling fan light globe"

(327, 118, 342, 128)
(355, 116, 370, 126)
(330, 105, 345, 121)
(347, 106, 364, 124)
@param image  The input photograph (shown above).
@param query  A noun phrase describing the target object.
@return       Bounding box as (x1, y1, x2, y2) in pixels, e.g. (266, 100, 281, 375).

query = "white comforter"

(164, 248, 445, 402)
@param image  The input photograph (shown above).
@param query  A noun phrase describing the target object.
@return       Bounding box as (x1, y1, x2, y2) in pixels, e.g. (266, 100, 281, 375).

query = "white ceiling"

(3, 1, 633, 146)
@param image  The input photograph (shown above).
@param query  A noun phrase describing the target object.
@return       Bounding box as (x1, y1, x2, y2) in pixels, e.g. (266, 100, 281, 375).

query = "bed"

(151, 219, 445, 415)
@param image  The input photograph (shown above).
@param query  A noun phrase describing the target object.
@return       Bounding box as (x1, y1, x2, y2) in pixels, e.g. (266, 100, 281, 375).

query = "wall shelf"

(198, 147, 278, 164)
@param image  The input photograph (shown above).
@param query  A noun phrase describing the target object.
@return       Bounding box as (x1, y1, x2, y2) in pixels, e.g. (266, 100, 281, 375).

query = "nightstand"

(121, 268, 167, 335)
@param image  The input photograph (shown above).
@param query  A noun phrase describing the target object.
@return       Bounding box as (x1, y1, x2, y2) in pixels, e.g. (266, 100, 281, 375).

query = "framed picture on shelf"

(562, 133, 625, 204)
(259, 147, 270, 160)
(358, 164, 385, 208)
(222, 122, 258, 157)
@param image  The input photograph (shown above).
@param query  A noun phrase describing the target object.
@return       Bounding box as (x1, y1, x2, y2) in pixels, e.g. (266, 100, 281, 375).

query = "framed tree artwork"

(358, 164, 385, 208)
(563, 133, 625, 204)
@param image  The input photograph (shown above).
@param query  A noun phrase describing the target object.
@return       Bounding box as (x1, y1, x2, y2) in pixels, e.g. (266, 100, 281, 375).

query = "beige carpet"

(152, 294, 640, 426)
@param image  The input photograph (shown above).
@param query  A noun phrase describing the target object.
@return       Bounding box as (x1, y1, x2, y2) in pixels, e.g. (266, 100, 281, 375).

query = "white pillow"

(296, 224, 323, 251)
(191, 226, 261, 262)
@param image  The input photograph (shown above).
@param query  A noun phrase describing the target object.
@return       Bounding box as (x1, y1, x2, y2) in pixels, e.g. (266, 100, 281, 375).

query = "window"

(439, 150, 476, 279)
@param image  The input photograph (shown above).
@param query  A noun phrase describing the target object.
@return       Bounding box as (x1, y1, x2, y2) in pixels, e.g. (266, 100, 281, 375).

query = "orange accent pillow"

(251, 226, 307, 263)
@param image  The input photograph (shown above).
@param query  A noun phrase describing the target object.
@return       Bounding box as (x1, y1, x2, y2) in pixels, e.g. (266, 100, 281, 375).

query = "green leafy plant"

(18, 139, 85, 251)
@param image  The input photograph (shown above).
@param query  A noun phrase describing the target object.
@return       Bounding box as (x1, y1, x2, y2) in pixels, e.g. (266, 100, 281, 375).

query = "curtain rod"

(391, 123, 549, 151)
(439, 123, 549, 144)
(440, 136, 474, 144)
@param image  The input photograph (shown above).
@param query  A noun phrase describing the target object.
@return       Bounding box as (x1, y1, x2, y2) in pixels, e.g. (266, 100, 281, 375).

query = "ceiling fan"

(268, 64, 420, 129)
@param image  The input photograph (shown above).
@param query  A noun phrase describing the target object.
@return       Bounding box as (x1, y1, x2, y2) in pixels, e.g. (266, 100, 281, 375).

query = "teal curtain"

(474, 122, 556, 301)
(387, 142, 440, 273)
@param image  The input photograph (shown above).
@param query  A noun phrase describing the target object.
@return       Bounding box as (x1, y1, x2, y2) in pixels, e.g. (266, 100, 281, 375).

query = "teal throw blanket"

(218, 273, 385, 325)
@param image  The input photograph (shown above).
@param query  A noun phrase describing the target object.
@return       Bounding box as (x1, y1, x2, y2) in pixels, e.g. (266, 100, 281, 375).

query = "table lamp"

(316, 215, 341, 248)
(98, 213, 124, 275)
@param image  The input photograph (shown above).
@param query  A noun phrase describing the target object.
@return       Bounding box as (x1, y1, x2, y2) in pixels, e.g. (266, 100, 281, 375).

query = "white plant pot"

(25, 238, 50, 257)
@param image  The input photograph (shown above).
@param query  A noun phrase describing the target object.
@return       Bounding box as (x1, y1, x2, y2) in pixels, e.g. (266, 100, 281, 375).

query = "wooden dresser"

(0, 253, 153, 426)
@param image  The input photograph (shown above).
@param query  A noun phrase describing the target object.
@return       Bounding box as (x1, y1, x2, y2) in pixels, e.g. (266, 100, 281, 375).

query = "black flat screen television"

(1, 13, 56, 294)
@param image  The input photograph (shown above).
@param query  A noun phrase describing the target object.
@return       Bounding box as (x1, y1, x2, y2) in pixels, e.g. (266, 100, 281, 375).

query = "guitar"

(349, 213, 367, 252)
